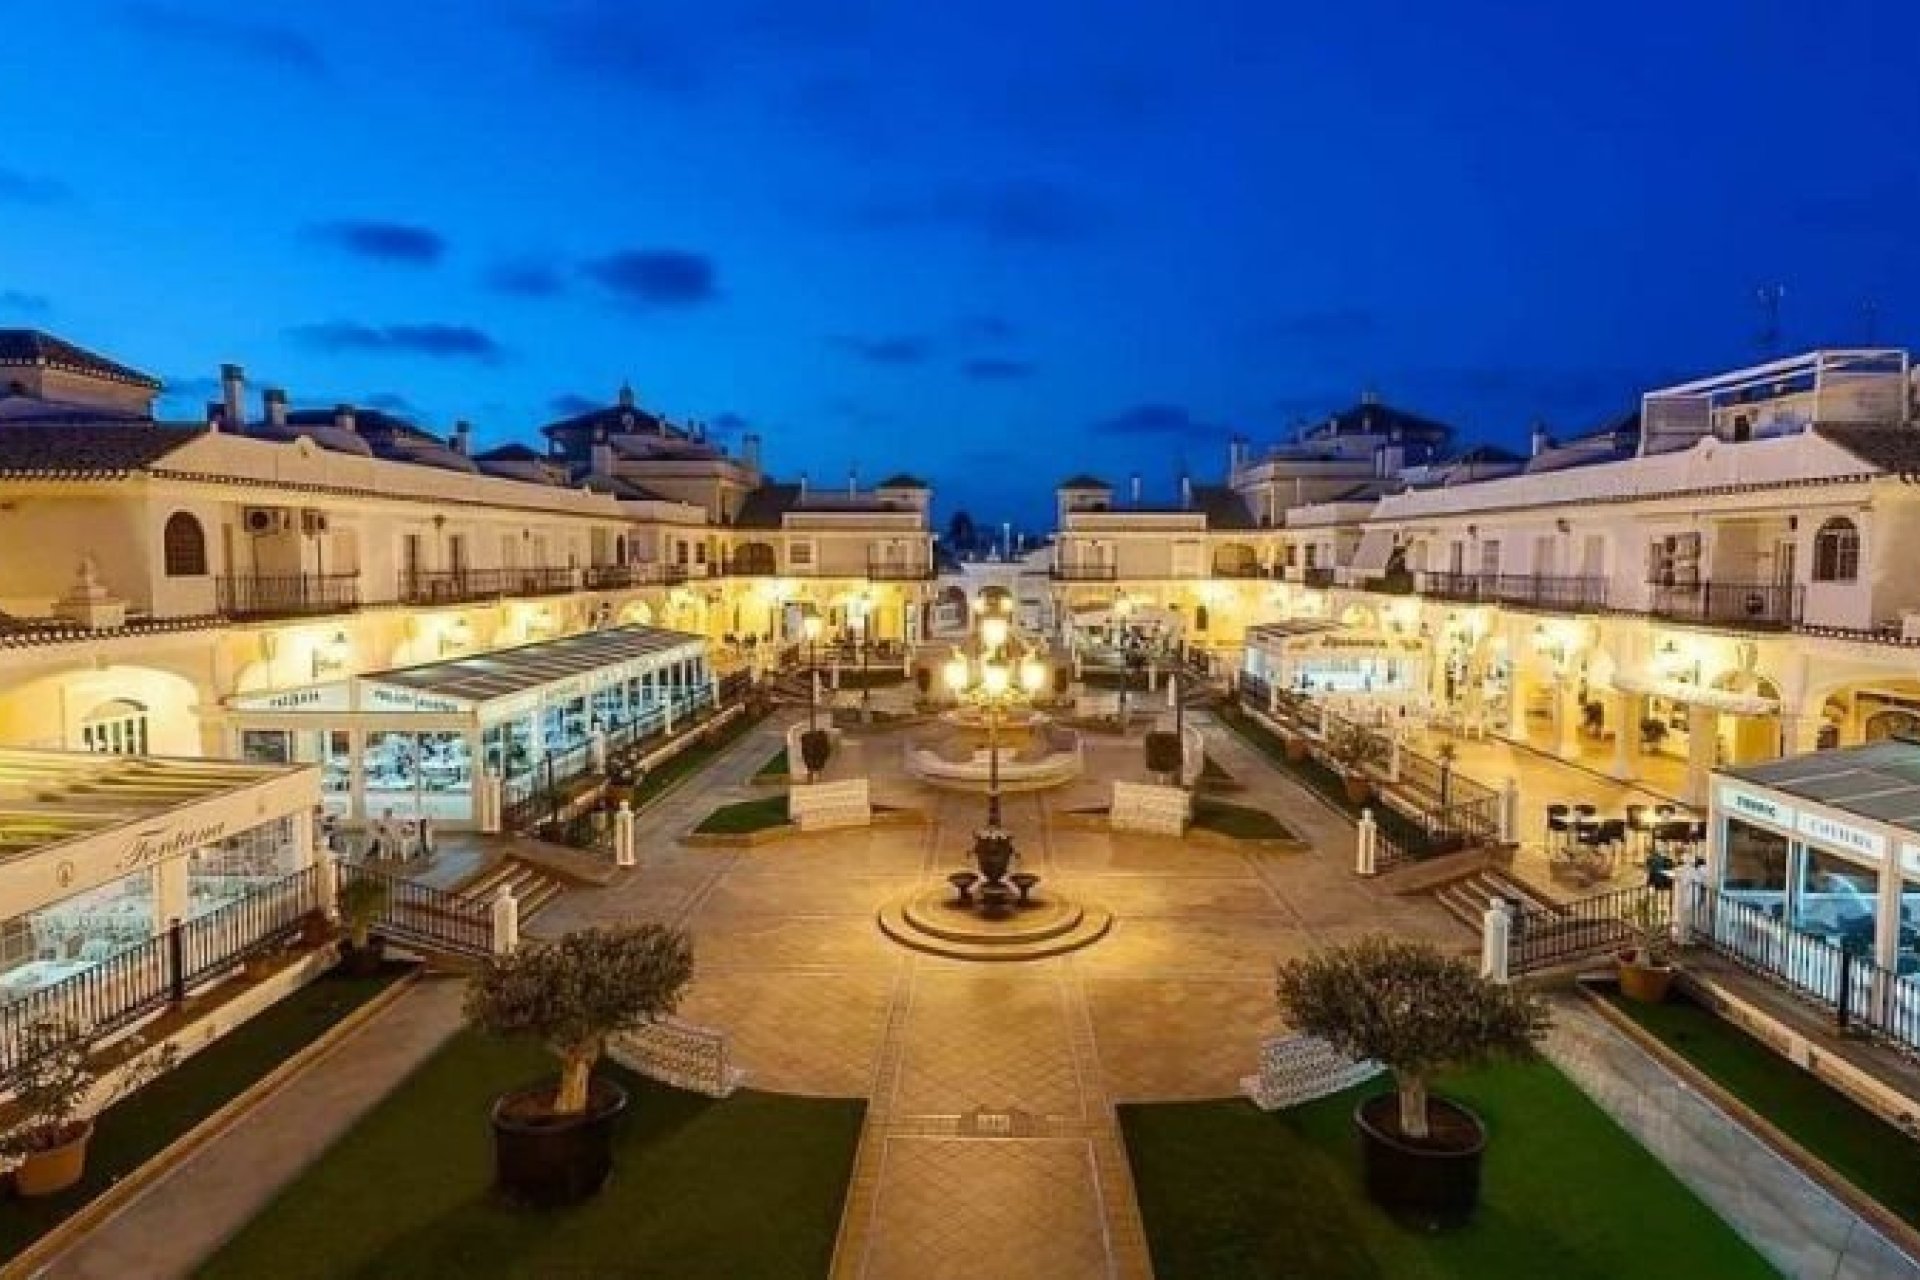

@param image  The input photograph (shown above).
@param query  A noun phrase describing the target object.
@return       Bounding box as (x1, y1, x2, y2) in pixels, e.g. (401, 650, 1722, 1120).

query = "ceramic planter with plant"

(1144, 730, 1183, 785)
(798, 728, 832, 783)
(1616, 895, 1675, 1003)
(336, 874, 390, 977)
(2, 1019, 174, 1197)
(466, 924, 695, 1208)
(1327, 723, 1388, 805)
(1276, 936, 1546, 1228)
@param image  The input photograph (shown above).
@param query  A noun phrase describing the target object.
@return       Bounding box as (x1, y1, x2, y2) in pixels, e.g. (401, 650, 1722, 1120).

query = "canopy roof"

(359, 624, 703, 712)
(1727, 738, 1920, 836)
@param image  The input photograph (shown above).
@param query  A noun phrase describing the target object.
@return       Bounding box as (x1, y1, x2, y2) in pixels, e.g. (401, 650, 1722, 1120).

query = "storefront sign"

(1901, 842, 1920, 877)
(1796, 810, 1886, 862)
(365, 685, 468, 715)
(1719, 784, 1793, 832)
(116, 820, 229, 872)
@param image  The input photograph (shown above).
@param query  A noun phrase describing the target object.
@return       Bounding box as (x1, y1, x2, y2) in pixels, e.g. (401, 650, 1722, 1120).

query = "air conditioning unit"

(242, 507, 290, 535)
(301, 509, 329, 535)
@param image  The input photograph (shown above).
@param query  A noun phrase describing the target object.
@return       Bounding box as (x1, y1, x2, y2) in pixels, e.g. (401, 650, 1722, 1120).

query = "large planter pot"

(1343, 775, 1373, 805)
(491, 1077, 630, 1208)
(1616, 956, 1674, 1004)
(340, 936, 387, 978)
(973, 831, 1015, 885)
(1284, 737, 1310, 764)
(12, 1121, 93, 1198)
(1355, 1093, 1486, 1230)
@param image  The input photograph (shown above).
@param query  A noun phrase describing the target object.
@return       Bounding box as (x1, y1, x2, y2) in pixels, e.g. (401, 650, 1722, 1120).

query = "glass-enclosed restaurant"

(226, 625, 713, 825)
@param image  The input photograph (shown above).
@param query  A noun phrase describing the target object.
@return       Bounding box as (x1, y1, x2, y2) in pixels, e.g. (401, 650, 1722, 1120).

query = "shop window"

(80, 699, 148, 755)
(163, 512, 207, 577)
(1791, 846, 1877, 953)
(1720, 818, 1789, 899)
(1812, 518, 1860, 583)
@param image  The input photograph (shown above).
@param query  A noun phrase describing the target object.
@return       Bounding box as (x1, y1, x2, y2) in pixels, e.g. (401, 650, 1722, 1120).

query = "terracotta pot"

(1284, 737, 1309, 763)
(1354, 1094, 1485, 1230)
(1343, 775, 1373, 805)
(340, 936, 387, 978)
(491, 1077, 629, 1208)
(12, 1120, 92, 1197)
(1617, 957, 1674, 1003)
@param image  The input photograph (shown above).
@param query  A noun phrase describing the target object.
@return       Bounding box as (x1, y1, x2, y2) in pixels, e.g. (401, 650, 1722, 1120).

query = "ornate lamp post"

(803, 613, 824, 731)
(944, 608, 1048, 886)
(852, 593, 873, 724)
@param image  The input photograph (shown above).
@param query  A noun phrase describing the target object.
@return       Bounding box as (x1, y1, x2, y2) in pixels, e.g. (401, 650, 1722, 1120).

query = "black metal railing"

(339, 862, 493, 957)
(1300, 566, 1336, 589)
(1050, 563, 1119, 581)
(399, 566, 578, 605)
(1684, 883, 1920, 1049)
(1647, 580, 1803, 629)
(0, 865, 322, 1084)
(1420, 572, 1608, 611)
(1211, 560, 1270, 579)
(217, 573, 361, 619)
(1510, 882, 1669, 974)
(582, 563, 685, 590)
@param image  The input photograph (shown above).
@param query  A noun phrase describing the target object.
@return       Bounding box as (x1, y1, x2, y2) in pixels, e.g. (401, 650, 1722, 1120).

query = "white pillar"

(490, 884, 520, 955)
(153, 858, 190, 934)
(1685, 703, 1717, 805)
(289, 808, 317, 869)
(478, 769, 503, 834)
(1387, 737, 1402, 784)
(614, 800, 637, 868)
(830, 659, 841, 690)
(317, 853, 340, 922)
(590, 730, 608, 775)
(1671, 863, 1698, 947)
(1481, 899, 1512, 983)
(346, 728, 367, 823)
(1610, 690, 1637, 780)
(1498, 776, 1520, 845)
(1355, 808, 1378, 876)
(1553, 679, 1580, 760)
(1267, 683, 1279, 716)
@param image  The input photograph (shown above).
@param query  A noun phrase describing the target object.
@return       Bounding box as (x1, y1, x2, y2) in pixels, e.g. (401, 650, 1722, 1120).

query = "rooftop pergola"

(1641, 348, 1910, 454)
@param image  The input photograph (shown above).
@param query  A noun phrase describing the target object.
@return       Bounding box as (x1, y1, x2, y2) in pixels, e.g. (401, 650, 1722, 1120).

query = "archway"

(0, 665, 205, 756)
(1212, 542, 1257, 577)
(731, 542, 777, 575)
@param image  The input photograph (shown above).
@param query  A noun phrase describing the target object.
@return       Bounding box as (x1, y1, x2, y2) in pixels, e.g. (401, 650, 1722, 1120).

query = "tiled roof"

(734, 482, 802, 528)
(0, 330, 162, 390)
(1188, 483, 1257, 530)
(1310, 400, 1453, 442)
(1058, 473, 1111, 490)
(473, 443, 546, 463)
(1814, 423, 1920, 475)
(581, 474, 671, 502)
(0, 423, 203, 476)
(0, 394, 150, 424)
(876, 473, 929, 489)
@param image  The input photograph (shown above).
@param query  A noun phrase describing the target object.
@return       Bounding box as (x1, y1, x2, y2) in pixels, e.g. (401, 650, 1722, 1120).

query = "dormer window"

(1813, 518, 1860, 583)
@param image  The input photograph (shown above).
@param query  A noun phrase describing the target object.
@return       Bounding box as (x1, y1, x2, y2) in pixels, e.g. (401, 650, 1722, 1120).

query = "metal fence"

(0, 864, 323, 1084)
(1509, 882, 1668, 974)
(339, 862, 494, 957)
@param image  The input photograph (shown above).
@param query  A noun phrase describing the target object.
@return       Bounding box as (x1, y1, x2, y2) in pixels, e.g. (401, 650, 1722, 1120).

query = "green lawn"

(1120, 1060, 1775, 1280)
(694, 794, 792, 835)
(201, 1031, 865, 1280)
(1604, 988, 1920, 1230)
(754, 747, 790, 781)
(1191, 797, 1296, 842)
(626, 706, 768, 810)
(0, 962, 407, 1258)
(1200, 754, 1235, 784)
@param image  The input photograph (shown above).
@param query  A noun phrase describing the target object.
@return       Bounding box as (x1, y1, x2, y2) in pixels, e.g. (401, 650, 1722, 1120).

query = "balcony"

(216, 573, 360, 619)
(866, 555, 935, 581)
(399, 567, 577, 606)
(1647, 580, 1802, 630)
(1050, 562, 1119, 581)
(1421, 572, 1608, 611)
(582, 563, 686, 590)
(1300, 566, 1336, 589)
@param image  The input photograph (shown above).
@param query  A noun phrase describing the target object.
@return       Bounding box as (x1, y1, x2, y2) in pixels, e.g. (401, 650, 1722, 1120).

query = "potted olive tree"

(1277, 937, 1546, 1228)
(1144, 730, 1184, 785)
(1, 1020, 174, 1197)
(798, 728, 833, 783)
(336, 874, 390, 977)
(1616, 895, 1675, 1003)
(1327, 723, 1388, 805)
(466, 924, 695, 1207)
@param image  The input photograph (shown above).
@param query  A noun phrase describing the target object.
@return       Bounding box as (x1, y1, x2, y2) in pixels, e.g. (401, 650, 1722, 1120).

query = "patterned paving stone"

(889, 970, 1086, 1121)
(679, 969, 895, 1097)
(1083, 976, 1283, 1101)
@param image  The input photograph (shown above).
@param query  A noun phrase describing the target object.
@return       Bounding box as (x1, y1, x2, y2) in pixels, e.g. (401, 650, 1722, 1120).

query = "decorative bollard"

(317, 853, 340, 923)
(1355, 808, 1379, 876)
(1480, 898, 1512, 983)
(614, 800, 637, 869)
(491, 884, 520, 955)
(1498, 776, 1520, 845)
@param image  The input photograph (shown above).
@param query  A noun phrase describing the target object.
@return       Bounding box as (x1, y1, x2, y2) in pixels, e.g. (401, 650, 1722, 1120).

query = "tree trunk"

(553, 1041, 600, 1117)
(1397, 1071, 1430, 1140)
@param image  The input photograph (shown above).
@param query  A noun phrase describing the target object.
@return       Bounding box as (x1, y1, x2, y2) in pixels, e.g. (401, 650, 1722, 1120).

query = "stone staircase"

(458, 856, 568, 922)
(1429, 866, 1556, 932)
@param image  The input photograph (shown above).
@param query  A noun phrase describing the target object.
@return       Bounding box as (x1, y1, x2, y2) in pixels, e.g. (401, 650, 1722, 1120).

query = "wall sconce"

(440, 618, 472, 655)
(312, 630, 349, 679)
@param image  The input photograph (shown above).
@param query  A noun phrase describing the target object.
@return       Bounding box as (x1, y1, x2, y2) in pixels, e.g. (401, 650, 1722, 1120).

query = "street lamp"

(803, 613, 824, 731)
(944, 607, 1047, 837)
(851, 594, 873, 724)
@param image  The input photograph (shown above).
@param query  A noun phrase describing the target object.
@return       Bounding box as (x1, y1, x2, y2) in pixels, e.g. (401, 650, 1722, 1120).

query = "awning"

(1611, 670, 1779, 716)
(359, 624, 704, 715)
(1349, 528, 1397, 577)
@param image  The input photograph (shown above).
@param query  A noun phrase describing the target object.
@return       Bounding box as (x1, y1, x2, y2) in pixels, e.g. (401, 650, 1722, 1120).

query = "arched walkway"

(0, 664, 206, 755)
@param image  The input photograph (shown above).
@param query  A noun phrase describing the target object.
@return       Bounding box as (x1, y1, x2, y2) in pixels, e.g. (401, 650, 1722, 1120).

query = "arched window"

(163, 512, 207, 577)
(81, 699, 149, 755)
(1812, 518, 1860, 583)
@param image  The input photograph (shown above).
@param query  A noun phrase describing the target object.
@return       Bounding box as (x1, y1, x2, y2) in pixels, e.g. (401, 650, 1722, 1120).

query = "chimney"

(221, 363, 245, 430)
(848, 466, 858, 497)
(334, 403, 357, 434)
(263, 388, 288, 428)
(618, 382, 635, 410)
(204, 400, 225, 430)
(1130, 473, 1142, 505)
(1530, 421, 1552, 457)
(798, 471, 809, 502)
(1180, 473, 1193, 509)
(1360, 387, 1380, 406)
(452, 419, 472, 456)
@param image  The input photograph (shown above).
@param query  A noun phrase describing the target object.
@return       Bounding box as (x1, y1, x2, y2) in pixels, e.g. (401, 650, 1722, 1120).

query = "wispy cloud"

(0, 166, 70, 206)
(854, 179, 1101, 244)
(288, 321, 504, 363)
(581, 250, 719, 307)
(484, 257, 567, 297)
(549, 393, 599, 416)
(830, 334, 931, 365)
(0, 289, 51, 314)
(962, 357, 1034, 381)
(1090, 402, 1223, 439)
(122, 3, 327, 75)
(307, 220, 446, 265)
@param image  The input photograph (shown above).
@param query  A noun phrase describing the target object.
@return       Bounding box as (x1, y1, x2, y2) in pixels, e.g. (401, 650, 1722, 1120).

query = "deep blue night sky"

(4, 1, 1917, 528)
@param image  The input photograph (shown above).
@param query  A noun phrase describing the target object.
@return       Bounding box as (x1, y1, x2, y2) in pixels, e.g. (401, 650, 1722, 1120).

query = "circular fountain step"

(878, 885, 1113, 961)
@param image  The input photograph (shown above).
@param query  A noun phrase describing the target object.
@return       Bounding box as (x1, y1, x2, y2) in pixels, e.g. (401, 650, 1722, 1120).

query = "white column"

(590, 729, 608, 775)
(1498, 776, 1520, 845)
(1387, 738, 1402, 784)
(153, 858, 190, 933)
(289, 807, 317, 870)
(614, 800, 637, 868)
(478, 768, 503, 834)
(316, 852, 340, 922)
(1610, 690, 1638, 780)
(1553, 679, 1580, 760)
(1685, 703, 1717, 805)
(1355, 809, 1378, 876)
(490, 884, 520, 955)
(346, 729, 367, 823)
(1480, 899, 1512, 982)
